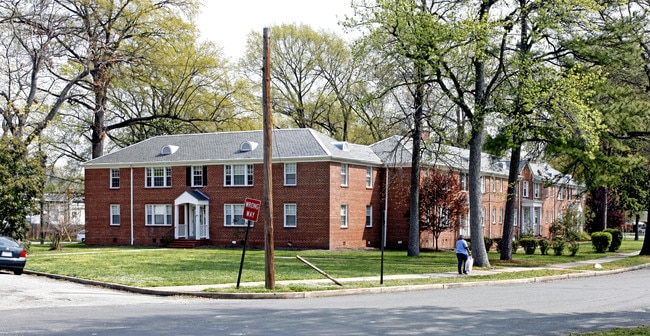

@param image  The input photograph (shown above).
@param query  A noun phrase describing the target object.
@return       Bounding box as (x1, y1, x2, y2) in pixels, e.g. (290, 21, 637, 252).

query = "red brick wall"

(328, 163, 382, 249)
(85, 161, 382, 250)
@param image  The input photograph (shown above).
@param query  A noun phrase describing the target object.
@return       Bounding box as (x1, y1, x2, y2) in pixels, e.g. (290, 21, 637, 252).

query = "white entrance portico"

(521, 199, 542, 236)
(174, 190, 210, 240)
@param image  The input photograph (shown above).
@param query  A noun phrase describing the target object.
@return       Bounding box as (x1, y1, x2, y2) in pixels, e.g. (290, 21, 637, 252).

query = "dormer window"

(240, 141, 258, 152)
(333, 142, 350, 151)
(160, 145, 179, 155)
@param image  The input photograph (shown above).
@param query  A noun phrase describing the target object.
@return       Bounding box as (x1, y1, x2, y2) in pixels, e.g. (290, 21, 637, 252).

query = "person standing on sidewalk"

(456, 235, 469, 275)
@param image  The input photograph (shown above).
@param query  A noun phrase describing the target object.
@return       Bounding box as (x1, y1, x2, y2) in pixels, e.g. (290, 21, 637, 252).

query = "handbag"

(465, 255, 473, 272)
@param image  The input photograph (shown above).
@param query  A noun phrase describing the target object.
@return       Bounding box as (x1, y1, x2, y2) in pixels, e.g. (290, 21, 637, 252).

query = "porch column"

(174, 204, 179, 239)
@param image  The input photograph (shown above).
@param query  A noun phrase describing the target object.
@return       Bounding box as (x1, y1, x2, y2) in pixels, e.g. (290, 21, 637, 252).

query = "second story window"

(534, 183, 541, 198)
(225, 164, 253, 186)
(110, 168, 120, 189)
(145, 167, 172, 187)
(523, 181, 529, 198)
(189, 166, 206, 187)
(284, 163, 297, 186)
(558, 186, 565, 200)
(341, 163, 348, 187)
(460, 173, 467, 191)
(480, 176, 485, 193)
(366, 167, 373, 188)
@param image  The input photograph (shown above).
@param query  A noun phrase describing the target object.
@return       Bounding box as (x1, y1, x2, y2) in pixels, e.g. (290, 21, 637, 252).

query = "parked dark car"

(0, 236, 26, 275)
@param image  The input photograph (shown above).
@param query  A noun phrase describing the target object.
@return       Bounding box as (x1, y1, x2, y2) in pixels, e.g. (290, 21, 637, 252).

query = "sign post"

(236, 198, 262, 288)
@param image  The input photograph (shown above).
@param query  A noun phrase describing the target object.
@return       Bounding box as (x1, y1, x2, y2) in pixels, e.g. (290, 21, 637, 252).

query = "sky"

(195, 0, 355, 60)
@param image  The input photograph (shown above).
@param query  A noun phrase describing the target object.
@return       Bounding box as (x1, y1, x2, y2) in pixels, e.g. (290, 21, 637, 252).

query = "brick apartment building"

(83, 128, 585, 250)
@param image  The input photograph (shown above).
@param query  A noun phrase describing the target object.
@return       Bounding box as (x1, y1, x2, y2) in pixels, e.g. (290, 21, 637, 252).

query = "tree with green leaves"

(549, 0, 650, 238)
(350, 0, 515, 265)
(240, 24, 356, 140)
(0, 137, 44, 240)
(419, 170, 468, 251)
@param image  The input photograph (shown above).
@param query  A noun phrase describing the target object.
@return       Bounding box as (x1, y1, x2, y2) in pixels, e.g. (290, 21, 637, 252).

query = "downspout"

(381, 165, 389, 284)
(130, 166, 134, 246)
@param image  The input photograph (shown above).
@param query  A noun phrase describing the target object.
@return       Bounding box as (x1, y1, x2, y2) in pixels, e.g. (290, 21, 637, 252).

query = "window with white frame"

(460, 173, 467, 191)
(110, 168, 120, 189)
(365, 205, 373, 227)
(225, 164, 253, 186)
(110, 204, 120, 226)
(192, 166, 204, 187)
(340, 204, 348, 228)
(558, 186, 564, 200)
(499, 208, 503, 224)
(500, 179, 504, 192)
(224, 204, 246, 226)
(523, 181, 529, 198)
(492, 207, 496, 223)
(514, 212, 518, 226)
(366, 167, 373, 188)
(491, 177, 496, 192)
(145, 167, 172, 187)
(480, 176, 485, 193)
(284, 163, 297, 186)
(533, 183, 541, 198)
(284, 204, 297, 228)
(481, 207, 485, 226)
(567, 187, 573, 200)
(145, 204, 172, 226)
(341, 163, 348, 186)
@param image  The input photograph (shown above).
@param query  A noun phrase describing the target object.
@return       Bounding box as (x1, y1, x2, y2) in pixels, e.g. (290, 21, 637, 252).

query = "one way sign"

(242, 198, 261, 222)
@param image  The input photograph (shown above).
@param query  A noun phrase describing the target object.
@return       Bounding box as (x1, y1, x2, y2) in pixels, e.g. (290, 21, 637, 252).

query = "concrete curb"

(24, 262, 650, 300)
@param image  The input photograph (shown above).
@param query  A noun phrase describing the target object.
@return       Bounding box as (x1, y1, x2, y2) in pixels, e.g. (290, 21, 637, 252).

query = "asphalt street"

(1, 267, 649, 335)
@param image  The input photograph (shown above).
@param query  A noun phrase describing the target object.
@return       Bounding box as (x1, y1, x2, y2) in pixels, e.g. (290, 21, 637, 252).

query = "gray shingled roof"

(83, 128, 382, 168)
(370, 135, 510, 176)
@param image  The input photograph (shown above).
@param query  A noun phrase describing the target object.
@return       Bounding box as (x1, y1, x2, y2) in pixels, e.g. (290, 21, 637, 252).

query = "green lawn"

(24, 239, 649, 288)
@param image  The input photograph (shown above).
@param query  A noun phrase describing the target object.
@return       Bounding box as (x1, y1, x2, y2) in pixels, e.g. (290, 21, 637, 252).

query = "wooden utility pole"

(262, 27, 275, 290)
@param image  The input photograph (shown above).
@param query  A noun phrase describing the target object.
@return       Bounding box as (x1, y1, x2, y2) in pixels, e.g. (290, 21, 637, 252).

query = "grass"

(24, 238, 649, 289)
(573, 326, 650, 335)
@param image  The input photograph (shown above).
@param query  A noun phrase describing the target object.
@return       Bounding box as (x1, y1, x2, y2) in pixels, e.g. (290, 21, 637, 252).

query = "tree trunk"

(90, 66, 110, 159)
(468, 125, 489, 266)
(407, 64, 425, 257)
(640, 196, 650, 255)
(500, 145, 522, 260)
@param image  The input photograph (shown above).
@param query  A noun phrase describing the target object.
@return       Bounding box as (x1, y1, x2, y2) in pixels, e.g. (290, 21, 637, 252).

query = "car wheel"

(13, 269, 23, 275)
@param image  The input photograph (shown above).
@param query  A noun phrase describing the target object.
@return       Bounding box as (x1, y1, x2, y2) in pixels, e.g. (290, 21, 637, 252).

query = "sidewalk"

(140, 251, 644, 298)
(27, 251, 646, 299)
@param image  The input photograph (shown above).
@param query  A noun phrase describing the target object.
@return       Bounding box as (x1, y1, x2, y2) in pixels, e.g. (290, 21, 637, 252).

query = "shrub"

(567, 241, 579, 256)
(494, 238, 503, 252)
(512, 239, 519, 254)
(604, 228, 622, 252)
(550, 207, 585, 241)
(538, 239, 550, 255)
(551, 237, 565, 256)
(591, 232, 612, 253)
(484, 237, 494, 252)
(519, 238, 538, 255)
(160, 235, 173, 247)
(579, 231, 592, 241)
